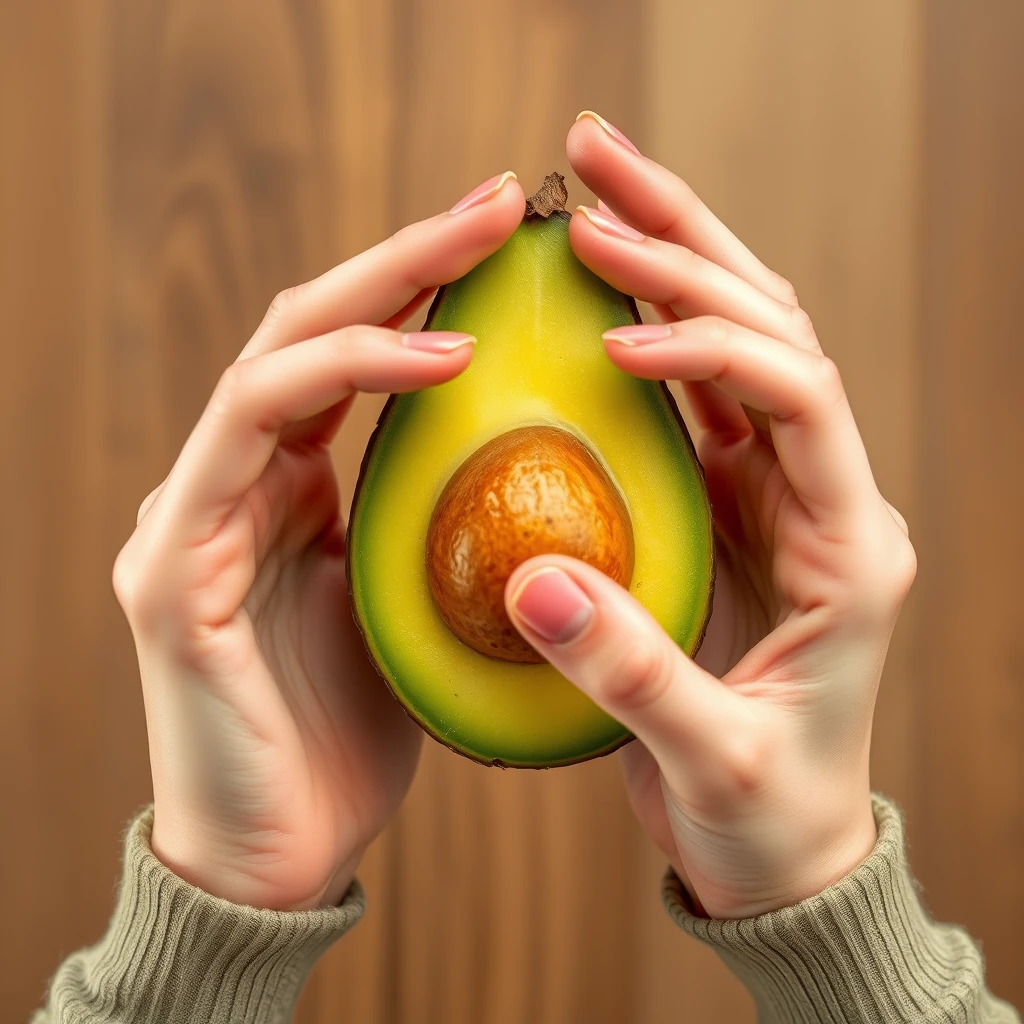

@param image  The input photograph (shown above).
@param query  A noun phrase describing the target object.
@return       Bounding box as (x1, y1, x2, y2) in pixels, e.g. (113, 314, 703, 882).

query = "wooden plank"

(916, 0, 1024, 1009)
(0, 3, 123, 1018)
(643, 2, 925, 1018)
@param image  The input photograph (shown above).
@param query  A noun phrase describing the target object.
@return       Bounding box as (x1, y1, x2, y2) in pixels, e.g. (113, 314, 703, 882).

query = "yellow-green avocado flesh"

(347, 204, 714, 768)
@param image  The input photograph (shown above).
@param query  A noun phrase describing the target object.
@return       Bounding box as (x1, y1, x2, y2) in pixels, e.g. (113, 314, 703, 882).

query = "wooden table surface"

(2, 2, 1021, 1020)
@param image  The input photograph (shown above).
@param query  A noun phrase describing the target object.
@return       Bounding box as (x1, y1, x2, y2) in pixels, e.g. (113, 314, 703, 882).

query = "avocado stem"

(525, 172, 569, 219)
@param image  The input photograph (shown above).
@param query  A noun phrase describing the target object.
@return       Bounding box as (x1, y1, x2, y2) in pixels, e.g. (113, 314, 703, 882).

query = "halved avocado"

(347, 174, 714, 768)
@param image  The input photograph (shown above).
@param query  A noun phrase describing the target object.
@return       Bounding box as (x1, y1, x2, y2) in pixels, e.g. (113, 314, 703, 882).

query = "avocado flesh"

(348, 209, 714, 768)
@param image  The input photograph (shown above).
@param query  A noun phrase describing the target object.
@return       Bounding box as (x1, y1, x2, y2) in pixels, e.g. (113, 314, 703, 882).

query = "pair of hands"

(112, 112, 915, 918)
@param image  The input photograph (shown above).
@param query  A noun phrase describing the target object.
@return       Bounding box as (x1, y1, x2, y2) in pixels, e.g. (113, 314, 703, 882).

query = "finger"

(259, 286, 440, 451)
(156, 328, 476, 541)
(652, 302, 753, 439)
(602, 318, 876, 518)
(681, 381, 754, 439)
(278, 394, 355, 450)
(649, 301, 752, 439)
(568, 112, 797, 305)
(240, 172, 523, 358)
(569, 207, 819, 352)
(380, 286, 438, 331)
(238, 446, 341, 592)
(504, 556, 747, 776)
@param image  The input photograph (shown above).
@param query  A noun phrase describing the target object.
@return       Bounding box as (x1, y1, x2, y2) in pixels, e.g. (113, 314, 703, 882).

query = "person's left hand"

(111, 173, 525, 911)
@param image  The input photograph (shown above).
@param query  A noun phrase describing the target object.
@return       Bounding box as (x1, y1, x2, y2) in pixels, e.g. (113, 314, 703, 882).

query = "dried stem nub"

(525, 172, 568, 218)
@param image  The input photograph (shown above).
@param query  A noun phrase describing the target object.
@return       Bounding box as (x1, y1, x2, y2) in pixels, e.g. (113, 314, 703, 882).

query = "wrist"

(687, 800, 878, 920)
(150, 807, 365, 911)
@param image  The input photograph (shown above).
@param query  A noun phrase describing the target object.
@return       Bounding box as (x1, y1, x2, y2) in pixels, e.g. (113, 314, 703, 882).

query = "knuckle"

(852, 526, 918, 620)
(788, 303, 818, 344)
(773, 273, 800, 306)
(333, 323, 375, 357)
(110, 546, 135, 611)
(698, 315, 734, 347)
(719, 727, 774, 796)
(111, 545, 154, 625)
(209, 360, 251, 419)
(388, 222, 418, 250)
(877, 537, 918, 608)
(602, 641, 672, 713)
(112, 539, 177, 634)
(806, 355, 844, 406)
(265, 285, 299, 326)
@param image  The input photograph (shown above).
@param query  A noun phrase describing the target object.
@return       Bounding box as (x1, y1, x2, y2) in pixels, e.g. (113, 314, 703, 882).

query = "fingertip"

(482, 174, 527, 239)
(567, 204, 598, 254)
(400, 330, 477, 354)
(566, 114, 608, 173)
(504, 560, 596, 648)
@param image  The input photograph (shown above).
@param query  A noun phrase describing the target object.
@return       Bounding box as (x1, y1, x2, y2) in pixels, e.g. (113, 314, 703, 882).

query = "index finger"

(567, 113, 796, 305)
(240, 171, 525, 358)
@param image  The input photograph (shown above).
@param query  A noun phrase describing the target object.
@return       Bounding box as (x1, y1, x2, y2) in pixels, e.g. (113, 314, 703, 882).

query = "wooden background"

(2, 1, 1021, 1020)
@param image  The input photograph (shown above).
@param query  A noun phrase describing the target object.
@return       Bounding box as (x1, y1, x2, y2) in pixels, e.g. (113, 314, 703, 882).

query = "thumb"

(504, 555, 743, 771)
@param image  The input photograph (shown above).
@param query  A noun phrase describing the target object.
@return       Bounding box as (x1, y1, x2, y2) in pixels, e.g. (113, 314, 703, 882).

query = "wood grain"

(644, 1, 925, 1018)
(3, 0, 1023, 1021)
(915, 0, 1024, 1008)
(0, 2, 127, 1016)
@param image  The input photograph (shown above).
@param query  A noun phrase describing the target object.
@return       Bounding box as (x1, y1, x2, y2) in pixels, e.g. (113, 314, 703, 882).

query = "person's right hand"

(502, 115, 917, 921)
(112, 171, 525, 912)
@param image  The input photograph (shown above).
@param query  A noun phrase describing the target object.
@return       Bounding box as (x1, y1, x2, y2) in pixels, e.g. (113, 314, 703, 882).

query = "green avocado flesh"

(348, 201, 714, 768)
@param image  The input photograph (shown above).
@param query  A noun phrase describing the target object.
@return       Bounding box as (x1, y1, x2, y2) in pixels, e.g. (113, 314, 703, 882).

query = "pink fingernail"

(509, 567, 594, 645)
(576, 110, 641, 156)
(449, 171, 517, 214)
(576, 205, 646, 242)
(603, 324, 673, 346)
(402, 331, 476, 353)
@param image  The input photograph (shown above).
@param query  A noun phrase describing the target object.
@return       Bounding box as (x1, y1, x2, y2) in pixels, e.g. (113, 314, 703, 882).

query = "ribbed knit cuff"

(45, 806, 364, 1024)
(662, 794, 1015, 1024)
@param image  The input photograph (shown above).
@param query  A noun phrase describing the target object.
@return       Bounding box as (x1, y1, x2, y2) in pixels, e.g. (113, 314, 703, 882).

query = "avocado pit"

(426, 425, 634, 662)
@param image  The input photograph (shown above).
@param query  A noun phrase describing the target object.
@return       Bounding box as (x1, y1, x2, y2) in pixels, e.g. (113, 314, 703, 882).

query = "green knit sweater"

(32, 795, 1019, 1023)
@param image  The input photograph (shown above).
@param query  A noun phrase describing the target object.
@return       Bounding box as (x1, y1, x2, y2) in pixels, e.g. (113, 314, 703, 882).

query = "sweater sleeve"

(30, 807, 364, 1024)
(662, 794, 1019, 1024)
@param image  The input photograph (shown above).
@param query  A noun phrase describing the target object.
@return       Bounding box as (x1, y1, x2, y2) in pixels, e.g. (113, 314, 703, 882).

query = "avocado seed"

(426, 426, 634, 663)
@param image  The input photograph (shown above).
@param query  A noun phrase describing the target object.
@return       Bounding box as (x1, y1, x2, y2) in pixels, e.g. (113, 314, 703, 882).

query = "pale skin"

(112, 113, 915, 919)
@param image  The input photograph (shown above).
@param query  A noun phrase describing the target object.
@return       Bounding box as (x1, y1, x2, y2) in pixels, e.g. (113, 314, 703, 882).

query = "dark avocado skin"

(346, 205, 715, 768)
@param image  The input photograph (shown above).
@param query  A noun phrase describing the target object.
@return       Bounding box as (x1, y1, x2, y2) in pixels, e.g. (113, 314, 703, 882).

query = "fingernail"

(449, 171, 518, 214)
(509, 567, 594, 645)
(597, 199, 620, 218)
(576, 110, 641, 156)
(576, 205, 646, 243)
(603, 324, 673, 346)
(402, 331, 476, 352)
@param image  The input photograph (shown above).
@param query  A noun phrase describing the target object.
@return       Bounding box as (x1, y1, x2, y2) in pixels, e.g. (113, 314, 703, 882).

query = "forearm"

(663, 794, 1019, 1024)
(32, 807, 364, 1024)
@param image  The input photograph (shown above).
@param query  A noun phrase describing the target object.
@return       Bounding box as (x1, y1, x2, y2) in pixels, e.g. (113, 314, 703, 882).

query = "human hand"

(112, 172, 525, 911)
(503, 114, 915, 919)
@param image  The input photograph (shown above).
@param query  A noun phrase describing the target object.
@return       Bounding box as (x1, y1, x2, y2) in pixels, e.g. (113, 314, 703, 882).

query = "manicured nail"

(597, 199, 619, 218)
(509, 567, 594, 645)
(576, 110, 641, 156)
(402, 331, 476, 352)
(449, 171, 518, 214)
(603, 324, 673, 346)
(576, 205, 646, 242)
